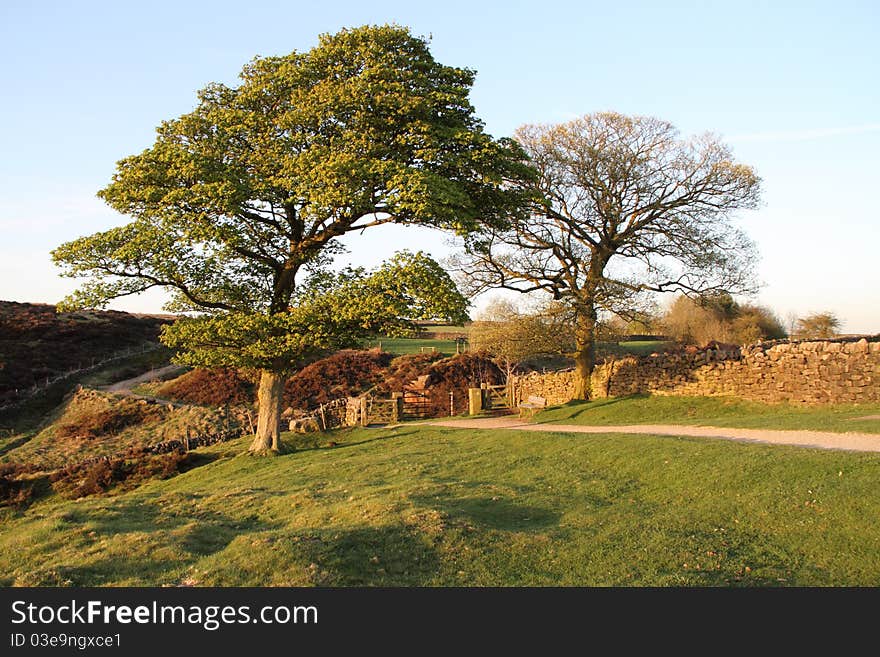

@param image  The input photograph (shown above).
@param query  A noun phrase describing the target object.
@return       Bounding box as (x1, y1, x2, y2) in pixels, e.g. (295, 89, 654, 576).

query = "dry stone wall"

(511, 336, 880, 405)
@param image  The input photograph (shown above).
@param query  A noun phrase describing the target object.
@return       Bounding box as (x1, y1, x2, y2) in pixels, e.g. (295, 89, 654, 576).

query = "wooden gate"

(360, 396, 403, 425)
(403, 390, 432, 419)
(482, 383, 512, 410)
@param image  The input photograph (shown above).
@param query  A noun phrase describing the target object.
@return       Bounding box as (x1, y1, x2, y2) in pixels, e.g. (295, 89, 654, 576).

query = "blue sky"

(1, 0, 878, 331)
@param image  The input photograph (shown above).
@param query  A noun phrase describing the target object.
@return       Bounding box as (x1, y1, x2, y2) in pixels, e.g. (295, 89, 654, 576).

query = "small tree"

(52, 25, 531, 452)
(469, 298, 574, 375)
(456, 112, 762, 398)
(731, 303, 787, 345)
(795, 312, 841, 339)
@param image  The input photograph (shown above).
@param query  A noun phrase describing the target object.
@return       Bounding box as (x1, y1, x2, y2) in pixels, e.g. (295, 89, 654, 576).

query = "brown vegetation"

(3, 388, 236, 471)
(156, 367, 255, 406)
(0, 301, 170, 403)
(376, 352, 505, 415)
(283, 350, 394, 410)
(378, 352, 445, 391)
(54, 397, 165, 440)
(662, 294, 787, 346)
(49, 450, 198, 499)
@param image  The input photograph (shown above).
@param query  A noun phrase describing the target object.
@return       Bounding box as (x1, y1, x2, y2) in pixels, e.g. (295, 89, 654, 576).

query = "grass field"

(535, 395, 880, 434)
(368, 337, 462, 356)
(3, 422, 880, 586)
(367, 336, 670, 359)
(612, 340, 673, 355)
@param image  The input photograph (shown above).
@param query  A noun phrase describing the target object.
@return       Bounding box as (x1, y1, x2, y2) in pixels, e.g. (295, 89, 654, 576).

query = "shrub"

(284, 350, 393, 410)
(50, 450, 196, 499)
(662, 295, 788, 346)
(376, 352, 445, 392)
(54, 398, 164, 440)
(0, 475, 34, 508)
(157, 368, 255, 406)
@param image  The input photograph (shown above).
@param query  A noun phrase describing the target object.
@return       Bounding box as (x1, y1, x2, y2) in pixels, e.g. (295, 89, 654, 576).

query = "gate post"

(360, 397, 369, 427)
(468, 388, 483, 416)
(391, 392, 404, 422)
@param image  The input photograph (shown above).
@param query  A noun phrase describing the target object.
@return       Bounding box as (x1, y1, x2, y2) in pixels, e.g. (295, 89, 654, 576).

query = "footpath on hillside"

(103, 364, 184, 394)
(423, 416, 880, 453)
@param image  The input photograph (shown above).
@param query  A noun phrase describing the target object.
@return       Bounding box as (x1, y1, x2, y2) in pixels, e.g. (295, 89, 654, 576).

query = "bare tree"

(454, 112, 762, 399)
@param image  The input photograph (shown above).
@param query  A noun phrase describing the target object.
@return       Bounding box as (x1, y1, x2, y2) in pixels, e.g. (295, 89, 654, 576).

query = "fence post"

(449, 391, 454, 416)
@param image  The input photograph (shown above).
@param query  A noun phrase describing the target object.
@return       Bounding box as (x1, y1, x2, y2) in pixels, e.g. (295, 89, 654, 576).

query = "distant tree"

(795, 312, 841, 339)
(662, 295, 732, 345)
(455, 112, 762, 398)
(662, 294, 786, 346)
(51, 25, 531, 452)
(469, 298, 574, 374)
(731, 303, 787, 344)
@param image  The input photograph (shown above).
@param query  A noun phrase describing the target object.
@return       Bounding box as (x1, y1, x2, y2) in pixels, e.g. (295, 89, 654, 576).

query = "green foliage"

(469, 298, 574, 369)
(160, 251, 468, 373)
(52, 24, 531, 316)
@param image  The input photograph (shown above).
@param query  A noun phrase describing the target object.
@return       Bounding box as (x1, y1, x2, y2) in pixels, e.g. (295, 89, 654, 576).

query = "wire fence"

(0, 342, 162, 412)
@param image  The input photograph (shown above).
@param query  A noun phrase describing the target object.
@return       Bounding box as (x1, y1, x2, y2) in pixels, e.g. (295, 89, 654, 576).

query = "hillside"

(0, 301, 172, 404)
(2, 424, 880, 586)
(0, 388, 238, 471)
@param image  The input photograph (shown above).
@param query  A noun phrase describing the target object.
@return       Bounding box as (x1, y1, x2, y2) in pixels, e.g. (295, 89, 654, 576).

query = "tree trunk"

(572, 306, 598, 401)
(250, 369, 285, 453)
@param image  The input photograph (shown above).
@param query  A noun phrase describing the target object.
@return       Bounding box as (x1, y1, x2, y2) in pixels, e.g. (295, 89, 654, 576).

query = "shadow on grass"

(280, 429, 421, 455)
(533, 394, 651, 424)
(50, 495, 280, 585)
(291, 524, 442, 586)
(0, 434, 35, 457)
(410, 488, 561, 532)
(662, 526, 823, 587)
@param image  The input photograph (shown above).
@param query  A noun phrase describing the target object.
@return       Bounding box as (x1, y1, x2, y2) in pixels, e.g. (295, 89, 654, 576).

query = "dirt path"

(102, 364, 185, 395)
(423, 416, 880, 454)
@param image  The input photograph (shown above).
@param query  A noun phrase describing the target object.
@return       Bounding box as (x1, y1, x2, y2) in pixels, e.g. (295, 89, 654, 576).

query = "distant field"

(368, 336, 670, 359)
(612, 340, 672, 355)
(419, 324, 469, 334)
(369, 337, 463, 356)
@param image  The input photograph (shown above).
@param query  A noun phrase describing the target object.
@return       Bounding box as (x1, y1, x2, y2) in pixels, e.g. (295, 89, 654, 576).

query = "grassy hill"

(3, 421, 880, 586)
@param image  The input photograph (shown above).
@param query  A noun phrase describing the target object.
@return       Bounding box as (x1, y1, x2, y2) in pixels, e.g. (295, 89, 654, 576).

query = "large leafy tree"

(456, 112, 762, 399)
(52, 25, 531, 451)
